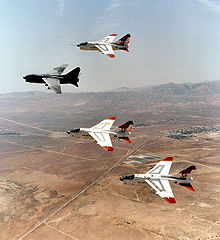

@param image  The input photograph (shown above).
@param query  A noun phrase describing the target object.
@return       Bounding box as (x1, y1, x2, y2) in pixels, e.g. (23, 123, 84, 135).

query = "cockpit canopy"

(120, 174, 134, 181)
(79, 42, 88, 46)
(23, 74, 43, 83)
(67, 128, 80, 133)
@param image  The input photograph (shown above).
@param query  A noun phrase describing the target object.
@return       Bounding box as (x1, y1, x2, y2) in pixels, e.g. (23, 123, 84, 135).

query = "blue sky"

(0, 0, 220, 93)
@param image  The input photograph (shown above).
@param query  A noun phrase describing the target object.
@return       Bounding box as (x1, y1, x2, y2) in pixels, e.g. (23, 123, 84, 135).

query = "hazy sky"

(0, 0, 220, 93)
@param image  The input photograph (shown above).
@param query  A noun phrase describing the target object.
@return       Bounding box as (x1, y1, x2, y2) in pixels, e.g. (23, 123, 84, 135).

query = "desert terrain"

(0, 81, 220, 240)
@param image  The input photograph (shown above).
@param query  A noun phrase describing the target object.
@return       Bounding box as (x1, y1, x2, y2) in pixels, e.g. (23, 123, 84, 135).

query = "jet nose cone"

(66, 131, 70, 134)
(23, 76, 26, 79)
(119, 177, 123, 181)
(77, 44, 80, 47)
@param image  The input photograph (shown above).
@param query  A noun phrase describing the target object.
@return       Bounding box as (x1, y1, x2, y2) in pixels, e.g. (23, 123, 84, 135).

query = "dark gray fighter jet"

(23, 64, 80, 94)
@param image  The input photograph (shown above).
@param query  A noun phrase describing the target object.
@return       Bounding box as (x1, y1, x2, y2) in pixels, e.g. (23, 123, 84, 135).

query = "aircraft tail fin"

(115, 34, 131, 45)
(119, 121, 133, 133)
(178, 182, 195, 192)
(179, 165, 196, 177)
(118, 121, 133, 143)
(63, 67, 80, 87)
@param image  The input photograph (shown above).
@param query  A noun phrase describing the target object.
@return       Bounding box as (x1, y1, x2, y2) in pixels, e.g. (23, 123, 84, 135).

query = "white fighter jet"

(67, 117, 133, 151)
(120, 157, 196, 203)
(24, 64, 80, 94)
(77, 34, 131, 58)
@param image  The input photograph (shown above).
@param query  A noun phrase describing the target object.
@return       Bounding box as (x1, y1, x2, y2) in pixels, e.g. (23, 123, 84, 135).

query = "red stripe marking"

(110, 34, 117, 36)
(106, 54, 115, 58)
(122, 49, 129, 52)
(102, 146, 114, 151)
(162, 157, 173, 161)
(163, 197, 176, 203)
(107, 117, 116, 120)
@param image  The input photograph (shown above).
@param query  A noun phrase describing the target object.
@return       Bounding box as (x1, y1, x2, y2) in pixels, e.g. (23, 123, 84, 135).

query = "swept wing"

(88, 117, 116, 151)
(145, 179, 176, 203)
(90, 117, 116, 131)
(95, 44, 115, 58)
(145, 157, 176, 203)
(98, 34, 117, 43)
(48, 64, 68, 75)
(146, 157, 173, 175)
(43, 64, 68, 94)
(89, 131, 113, 151)
(43, 78, 62, 94)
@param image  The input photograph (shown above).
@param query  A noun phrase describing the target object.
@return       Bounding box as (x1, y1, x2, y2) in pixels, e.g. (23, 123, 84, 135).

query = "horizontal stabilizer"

(179, 183, 195, 192)
(118, 137, 131, 143)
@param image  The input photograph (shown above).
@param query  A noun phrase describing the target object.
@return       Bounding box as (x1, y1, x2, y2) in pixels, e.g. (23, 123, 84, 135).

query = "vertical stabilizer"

(119, 120, 133, 132)
(115, 34, 131, 45)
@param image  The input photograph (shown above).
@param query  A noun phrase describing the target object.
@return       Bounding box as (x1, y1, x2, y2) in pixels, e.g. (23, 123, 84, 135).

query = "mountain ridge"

(1, 80, 220, 97)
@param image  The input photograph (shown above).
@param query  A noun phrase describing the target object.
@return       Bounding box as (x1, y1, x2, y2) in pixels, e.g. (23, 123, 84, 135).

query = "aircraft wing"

(43, 78, 62, 94)
(98, 34, 117, 43)
(89, 131, 113, 151)
(146, 157, 173, 175)
(90, 117, 116, 131)
(95, 44, 115, 58)
(48, 64, 68, 75)
(145, 179, 176, 203)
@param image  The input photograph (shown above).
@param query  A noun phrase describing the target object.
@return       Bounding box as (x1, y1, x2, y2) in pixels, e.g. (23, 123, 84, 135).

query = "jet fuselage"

(120, 173, 193, 184)
(67, 128, 130, 140)
(77, 42, 129, 51)
(23, 74, 76, 84)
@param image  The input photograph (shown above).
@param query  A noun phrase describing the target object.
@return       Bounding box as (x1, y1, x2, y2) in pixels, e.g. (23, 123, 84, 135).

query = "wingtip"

(107, 117, 116, 120)
(163, 197, 176, 203)
(162, 157, 173, 161)
(102, 146, 114, 151)
(106, 54, 115, 58)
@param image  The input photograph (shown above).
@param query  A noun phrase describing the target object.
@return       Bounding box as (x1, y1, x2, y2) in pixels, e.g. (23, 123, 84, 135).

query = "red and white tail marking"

(119, 121, 133, 132)
(118, 34, 131, 45)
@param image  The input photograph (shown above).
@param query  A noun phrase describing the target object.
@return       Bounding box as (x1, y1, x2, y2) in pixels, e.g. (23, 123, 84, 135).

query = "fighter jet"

(23, 64, 80, 94)
(67, 117, 133, 151)
(77, 34, 131, 58)
(120, 157, 196, 203)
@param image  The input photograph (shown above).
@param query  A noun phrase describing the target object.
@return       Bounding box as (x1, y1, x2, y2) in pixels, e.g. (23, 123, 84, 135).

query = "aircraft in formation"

(24, 34, 131, 92)
(120, 157, 196, 203)
(23, 32, 196, 203)
(67, 117, 133, 151)
(24, 64, 80, 94)
(77, 34, 131, 58)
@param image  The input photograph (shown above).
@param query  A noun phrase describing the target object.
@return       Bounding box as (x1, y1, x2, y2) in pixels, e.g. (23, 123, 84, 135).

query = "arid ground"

(0, 81, 220, 240)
